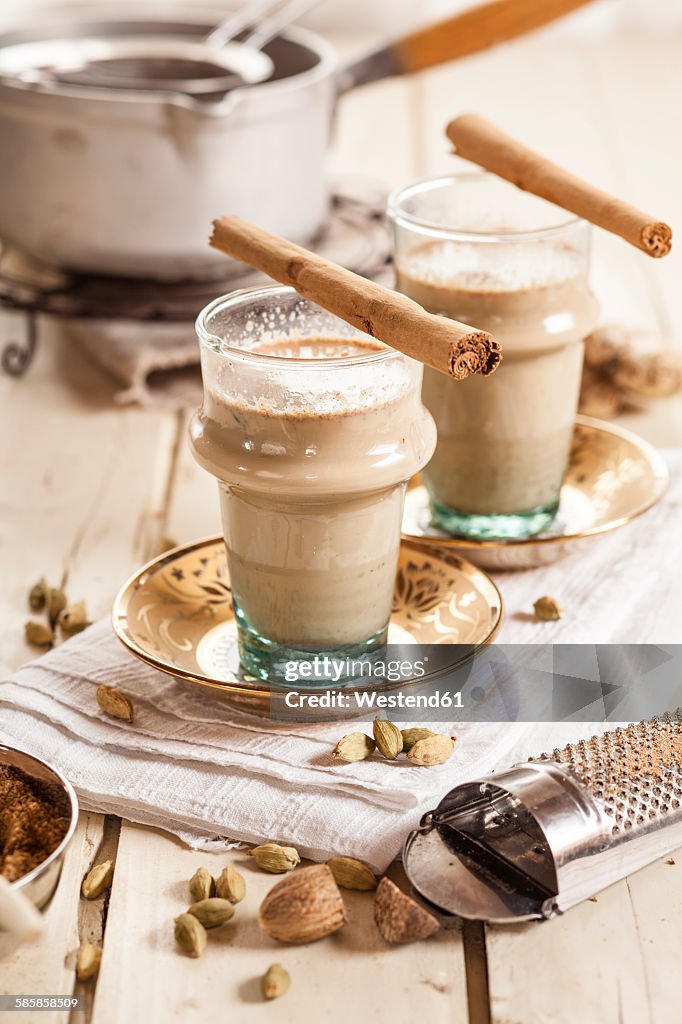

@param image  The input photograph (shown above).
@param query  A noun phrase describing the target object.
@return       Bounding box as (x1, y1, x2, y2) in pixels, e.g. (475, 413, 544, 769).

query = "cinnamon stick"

(210, 216, 501, 380)
(447, 114, 672, 258)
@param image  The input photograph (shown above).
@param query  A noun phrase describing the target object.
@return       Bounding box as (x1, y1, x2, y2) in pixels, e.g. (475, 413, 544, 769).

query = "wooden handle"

(391, 0, 595, 74)
(210, 216, 501, 380)
(446, 114, 672, 258)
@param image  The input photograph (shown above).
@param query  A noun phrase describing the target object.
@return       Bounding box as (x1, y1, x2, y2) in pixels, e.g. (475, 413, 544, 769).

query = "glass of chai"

(190, 285, 436, 681)
(389, 173, 599, 540)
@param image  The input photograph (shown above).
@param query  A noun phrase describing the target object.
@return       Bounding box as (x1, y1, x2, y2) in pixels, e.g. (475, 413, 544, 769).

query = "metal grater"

(403, 713, 682, 923)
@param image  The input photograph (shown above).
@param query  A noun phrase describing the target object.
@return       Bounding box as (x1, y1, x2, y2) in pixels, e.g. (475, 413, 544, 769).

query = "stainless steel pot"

(0, 1, 594, 280)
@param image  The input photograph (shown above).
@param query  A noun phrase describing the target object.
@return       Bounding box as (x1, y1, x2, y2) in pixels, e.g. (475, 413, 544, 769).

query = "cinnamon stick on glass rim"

(209, 216, 501, 380)
(446, 113, 672, 258)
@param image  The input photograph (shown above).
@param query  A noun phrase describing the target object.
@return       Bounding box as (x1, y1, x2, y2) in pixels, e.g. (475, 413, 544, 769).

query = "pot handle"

(336, 0, 595, 94)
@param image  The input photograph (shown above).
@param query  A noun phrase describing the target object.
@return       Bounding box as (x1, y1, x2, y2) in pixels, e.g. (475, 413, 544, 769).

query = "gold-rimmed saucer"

(112, 537, 503, 714)
(402, 416, 669, 571)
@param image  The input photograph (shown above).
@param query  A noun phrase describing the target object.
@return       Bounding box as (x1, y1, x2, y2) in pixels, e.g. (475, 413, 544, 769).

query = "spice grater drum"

(403, 714, 682, 923)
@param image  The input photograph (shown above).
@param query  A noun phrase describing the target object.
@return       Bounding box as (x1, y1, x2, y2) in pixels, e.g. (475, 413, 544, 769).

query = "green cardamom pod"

(47, 586, 67, 628)
(373, 717, 402, 760)
(187, 897, 235, 929)
(400, 728, 436, 753)
(188, 866, 215, 903)
(81, 860, 114, 900)
(57, 601, 90, 638)
(406, 734, 456, 766)
(96, 684, 134, 724)
(248, 843, 300, 873)
(24, 620, 54, 648)
(332, 732, 376, 763)
(262, 963, 291, 1000)
(326, 856, 378, 891)
(533, 595, 562, 621)
(28, 577, 48, 612)
(215, 864, 246, 904)
(75, 943, 102, 981)
(174, 913, 207, 957)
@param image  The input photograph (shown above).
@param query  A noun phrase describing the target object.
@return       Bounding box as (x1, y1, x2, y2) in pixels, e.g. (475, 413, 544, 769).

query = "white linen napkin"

(1, 450, 678, 869)
(0, 620, 533, 870)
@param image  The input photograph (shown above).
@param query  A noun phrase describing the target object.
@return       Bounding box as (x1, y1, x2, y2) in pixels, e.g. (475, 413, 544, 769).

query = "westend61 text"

(283, 690, 464, 710)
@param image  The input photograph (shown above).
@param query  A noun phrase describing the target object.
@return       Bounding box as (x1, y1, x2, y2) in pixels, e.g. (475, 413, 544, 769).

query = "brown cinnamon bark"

(447, 114, 672, 258)
(210, 216, 501, 380)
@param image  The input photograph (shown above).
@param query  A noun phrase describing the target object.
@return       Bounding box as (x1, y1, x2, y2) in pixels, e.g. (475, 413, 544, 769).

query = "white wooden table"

(2, 25, 682, 1024)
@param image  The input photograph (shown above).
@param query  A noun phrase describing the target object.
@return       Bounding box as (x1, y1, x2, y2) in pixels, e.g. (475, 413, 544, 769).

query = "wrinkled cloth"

(68, 185, 393, 408)
(1, 455, 678, 869)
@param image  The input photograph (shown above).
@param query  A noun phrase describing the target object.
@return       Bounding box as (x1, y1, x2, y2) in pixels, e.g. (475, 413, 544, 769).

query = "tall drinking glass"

(190, 285, 436, 680)
(390, 173, 599, 539)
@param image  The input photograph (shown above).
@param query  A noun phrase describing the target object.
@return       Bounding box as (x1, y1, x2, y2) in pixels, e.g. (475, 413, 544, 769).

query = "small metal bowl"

(1, 744, 79, 909)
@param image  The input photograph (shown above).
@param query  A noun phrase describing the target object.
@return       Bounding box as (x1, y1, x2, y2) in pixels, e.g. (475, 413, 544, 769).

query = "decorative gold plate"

(113, 537, 503, 713)
(402, 416, 669, 571)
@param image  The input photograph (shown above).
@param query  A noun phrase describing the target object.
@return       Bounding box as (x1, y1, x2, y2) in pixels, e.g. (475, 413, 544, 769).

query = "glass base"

(429, 495, 560, 540)
(234, 600, 389, 683)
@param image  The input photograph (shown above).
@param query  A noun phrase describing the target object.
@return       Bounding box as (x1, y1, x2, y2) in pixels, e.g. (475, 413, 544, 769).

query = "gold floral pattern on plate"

(112, 538, 502, 707)
(402, 416, 669, 571)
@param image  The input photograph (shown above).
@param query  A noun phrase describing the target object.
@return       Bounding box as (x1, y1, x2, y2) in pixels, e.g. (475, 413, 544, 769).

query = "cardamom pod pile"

(24, 576, 92, 650)
(333, 718, 456, 766)
(174, 864, 246, 959)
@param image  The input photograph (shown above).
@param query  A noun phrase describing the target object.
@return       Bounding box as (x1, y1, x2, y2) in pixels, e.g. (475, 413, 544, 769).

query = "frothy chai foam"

(190, 335, 436, 647)
(396, 239, 598, 516)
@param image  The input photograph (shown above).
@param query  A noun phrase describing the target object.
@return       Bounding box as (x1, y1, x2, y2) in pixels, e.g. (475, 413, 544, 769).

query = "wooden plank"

(71, 817, 121, 1022)
(625, 847, 682, 1024)
(0, 314, 179, 676)
(485, 882, 652, 1024)
(0, 311, 179, 1014)
(91, 823, 469, 1024)
(0, 814, 104, 1024)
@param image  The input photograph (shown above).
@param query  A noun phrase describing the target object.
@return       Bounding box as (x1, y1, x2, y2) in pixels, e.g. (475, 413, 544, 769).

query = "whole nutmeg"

(374, 877, 440, 944)
(373, 717, 402, 760)
(259, 864, 347, 944)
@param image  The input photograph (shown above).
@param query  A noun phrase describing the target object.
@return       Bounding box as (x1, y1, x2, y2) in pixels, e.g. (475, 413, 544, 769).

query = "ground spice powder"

(0, 764, 71, 882)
